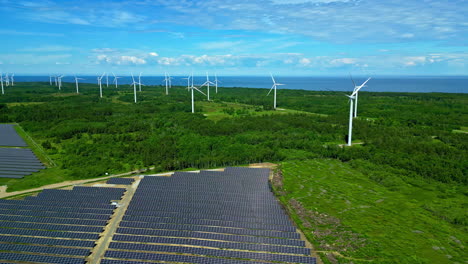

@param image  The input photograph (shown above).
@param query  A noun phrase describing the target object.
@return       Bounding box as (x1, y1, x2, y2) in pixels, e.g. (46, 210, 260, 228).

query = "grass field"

(275, 159, 467, 264)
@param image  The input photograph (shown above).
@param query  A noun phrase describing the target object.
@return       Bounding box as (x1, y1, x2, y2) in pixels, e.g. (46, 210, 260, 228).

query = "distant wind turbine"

(138, 72, 143, 92)
(4, 73, 9, 87)
(214, 74, 221, 94)
(267, 73, 284, 110)
(130, 73, 139, 103)
(112, 72, 122, 88)
(54, 75, 58, 86)
(74, 75, 84, 94)
(97, 73, 105, 98)
(49, 75, 53, 86)
(1, 73, 4, 95)
(10, 74, 14, 86)
(200, 72, 215, 101)
(57, 75, 64, 90)
(181, 75, 191, 91)
(106, 73, 109, 87)
(189, 73, 207, 113)
(163, 72, 172, 95)
(345, 77, 371, 146)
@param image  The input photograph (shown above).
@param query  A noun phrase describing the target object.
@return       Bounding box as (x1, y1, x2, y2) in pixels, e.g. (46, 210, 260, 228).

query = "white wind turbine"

(74, 75, 84, 94)
(189, 73, 207, 113)
(345, 77, 371, 146)
(130, 73, 139, 103)
(106, 73, 109, 87)
(54, 75, 58, 86)
(57, 75, 64, 90)
(214, 74, 221, 94)
(4, 73, 9, 87)
(10, 74, 14, 86)
(349, 74, 370, 118)
(1, 73, 4, 95)
(200, 72, 215, 101)
(181, 75, 191, 91)
(112, 72, 122, 88)
(97, 73, 105, 98)
(138, 72, 143, 92)
(163, 72, 172, 95)
(267, 73, 284, 110)
(49, 75, 53, 86)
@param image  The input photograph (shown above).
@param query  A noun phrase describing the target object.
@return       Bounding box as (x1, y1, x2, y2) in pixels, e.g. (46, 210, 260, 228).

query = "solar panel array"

(0, 124, 45, 179)
(0, 124, 28, 147)
(104, 167, 316, 264)
(106, 177, 135, 185)
(0, 185, 125, 263)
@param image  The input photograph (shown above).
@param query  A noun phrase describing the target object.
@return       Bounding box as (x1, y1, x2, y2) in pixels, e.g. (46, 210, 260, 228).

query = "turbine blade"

(349, 72, 357, 90)
(267, 84, 275, 96)
(270, 73, 276, 84)
(194, 87, 207, 96)
(351, 77, 371, 97)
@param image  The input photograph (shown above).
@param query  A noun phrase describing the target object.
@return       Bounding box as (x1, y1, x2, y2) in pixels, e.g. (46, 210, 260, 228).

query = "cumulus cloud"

(96, 54, 146, 65)
(149, 52, 159, 57)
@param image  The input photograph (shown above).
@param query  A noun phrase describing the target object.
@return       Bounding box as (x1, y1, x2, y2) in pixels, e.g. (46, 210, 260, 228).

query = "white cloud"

(149, 52, 159, 57)
(299, 58, 311, 65)
(96, 54, 146, 65)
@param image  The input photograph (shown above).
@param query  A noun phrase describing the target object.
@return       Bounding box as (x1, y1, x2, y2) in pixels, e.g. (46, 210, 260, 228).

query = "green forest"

(0, 82, 467, 263)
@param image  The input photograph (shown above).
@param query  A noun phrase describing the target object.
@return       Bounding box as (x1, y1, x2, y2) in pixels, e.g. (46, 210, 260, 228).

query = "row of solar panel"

(0, 204, 114, 215)
(119, 221, 299, 239)
(112, 234, 309, 255)
(0, 236, 95, 248)
(124, 209, 291, 226)
(104, 250, 284, 264)
(127, 200, 285, 214)
(116, 227, 304, 247)
(0, 198, 116, 209)
(0, 208, 111, 220)
(0, 124, 28, 146)
(109, 242, 314, 263)
(106, 178, 135, 185)
(0, 243, 90, 256)
(0, 215, 107, 226)
(0, 227, 100, 239)
(122, 215, 296, 232)
(132, 191, 277, 203)
(0, 221, 103, 232)
(0, 252, 85, 264)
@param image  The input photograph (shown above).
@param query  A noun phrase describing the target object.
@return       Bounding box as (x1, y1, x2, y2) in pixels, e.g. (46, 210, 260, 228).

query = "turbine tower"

(163, 72, 170, 95)
(54, 75, 58, 86)
(214, 74, 221, 94)
(267, 73, 284, 110)
(106, 73, 109, 87)
(97, 73, 105, 98)
(181, 75, 191, 91)
(138, 72, 143, 92)
(130, 73, 139, 103)
(57, 75, 64, 90)
(1, 73, 4, 95)
(189, 73, 207, 113)
(200, 72, 214, 101)
(112, 72, 122, 88)
(4, 73, 9, 87)
(49, 75, 53, 86)
(74, 75, 84, 94)
(345, 77, 371, 146)
(10, 74, 14, 86)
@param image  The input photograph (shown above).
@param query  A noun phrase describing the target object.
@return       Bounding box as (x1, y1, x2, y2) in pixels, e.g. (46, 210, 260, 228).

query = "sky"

(0, 0, 467, 76)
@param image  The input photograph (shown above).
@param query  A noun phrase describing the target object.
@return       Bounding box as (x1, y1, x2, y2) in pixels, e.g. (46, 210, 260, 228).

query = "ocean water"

(9, 76, 468, 93)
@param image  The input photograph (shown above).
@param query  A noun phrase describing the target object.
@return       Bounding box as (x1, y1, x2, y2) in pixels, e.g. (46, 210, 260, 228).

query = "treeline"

(0, 82, 466, 184)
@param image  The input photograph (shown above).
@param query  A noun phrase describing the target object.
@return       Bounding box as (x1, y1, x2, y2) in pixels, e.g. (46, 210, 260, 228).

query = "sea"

(9, 76, 468, 93)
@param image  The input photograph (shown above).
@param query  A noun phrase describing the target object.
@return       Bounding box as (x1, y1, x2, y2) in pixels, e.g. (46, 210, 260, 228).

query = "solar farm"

(0, 167, 316, 264)
(0, 124, 45, 179)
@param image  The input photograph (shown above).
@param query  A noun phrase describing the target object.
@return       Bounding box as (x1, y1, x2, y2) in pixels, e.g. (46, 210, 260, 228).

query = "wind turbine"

(1, 73, 4, 95)
(138, 72, 143, 92)
(181, 75, 191, 91)
(4, 73, 9, 87)
(214, 74, 221, 94)
(97, 72, 105, 98)
(163, 72, 170, 95)
(189, 73, 207, 113)
(345, 77, 371, 146)
(106, 73, 109, 88)
(112, 72, 122, 88)
(349, 74, 370, 118)
(54, 75, 58, 86)
(74, 75, 84, 94)
(267, 73, 284, 110)
(200, 72, 215, 101)
(57, 75, 64, 90)
(10, 74, 14, 86)
(130, 73, 139, 103)
(49, 75, 53, 86)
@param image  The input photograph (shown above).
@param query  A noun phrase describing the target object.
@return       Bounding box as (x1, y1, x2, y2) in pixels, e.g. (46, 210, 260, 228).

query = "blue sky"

(0, 0, 467, 76)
